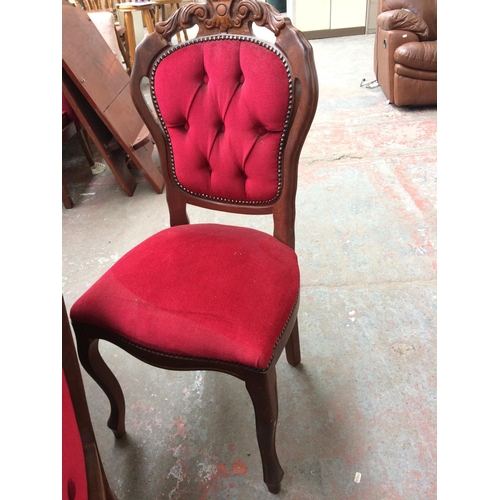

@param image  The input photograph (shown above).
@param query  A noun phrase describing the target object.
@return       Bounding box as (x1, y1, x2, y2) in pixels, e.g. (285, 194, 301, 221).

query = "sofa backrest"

(380, 0, 437, 40)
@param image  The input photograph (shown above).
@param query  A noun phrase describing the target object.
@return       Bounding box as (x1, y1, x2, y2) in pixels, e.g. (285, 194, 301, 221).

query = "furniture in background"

(374, 0, 437, 106)
(69, 0, 318, 493)
(77, 0, 132, 72)
(154, 0, 188, 43)
(62, 0, 164, 198)
(116, 0, 156, 67)
(62, 93, 95, 209)
(63, 296, 117, 500)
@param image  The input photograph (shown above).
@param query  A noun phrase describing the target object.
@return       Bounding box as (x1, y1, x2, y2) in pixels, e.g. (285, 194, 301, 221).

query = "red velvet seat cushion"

(63, 371, 88, 500)
(70, 224, 299, 369)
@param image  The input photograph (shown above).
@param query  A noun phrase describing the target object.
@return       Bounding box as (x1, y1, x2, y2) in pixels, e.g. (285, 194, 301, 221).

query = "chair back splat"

(130, 0, 318, 247)
(70, 0, 318, 494)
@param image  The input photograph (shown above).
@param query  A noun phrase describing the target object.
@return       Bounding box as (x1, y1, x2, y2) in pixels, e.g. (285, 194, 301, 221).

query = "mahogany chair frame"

(63, 297, 117, 500)
(72, 0, 318, 493)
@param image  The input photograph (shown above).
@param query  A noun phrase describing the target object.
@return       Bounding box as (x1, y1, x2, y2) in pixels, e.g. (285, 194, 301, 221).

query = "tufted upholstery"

(151, 37, 292, 204)
(71, 224, 300, 370)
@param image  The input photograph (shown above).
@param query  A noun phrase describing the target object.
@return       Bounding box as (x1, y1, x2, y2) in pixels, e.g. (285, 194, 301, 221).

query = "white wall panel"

(294, 0, 331, 31)
(330, 0, 367, 29)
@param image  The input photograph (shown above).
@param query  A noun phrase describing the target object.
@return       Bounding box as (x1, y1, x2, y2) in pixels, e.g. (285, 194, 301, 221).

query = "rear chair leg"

(285, 319, 301, 367)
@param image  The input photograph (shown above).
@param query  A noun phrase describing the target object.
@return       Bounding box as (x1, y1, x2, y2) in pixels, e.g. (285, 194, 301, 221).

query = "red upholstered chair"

(70, 0, 318, 493)
(63, 297, 117, 500)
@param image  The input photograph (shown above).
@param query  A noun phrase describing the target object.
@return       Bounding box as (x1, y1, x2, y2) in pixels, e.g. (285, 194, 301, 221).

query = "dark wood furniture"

(77, 0, 132, 72)
(62, 0, 164, 197)
(116, 0, 157, 68)
(63, 296, 117, 500)
(70, 0, 318, 493)
(153, 0, 188, 43)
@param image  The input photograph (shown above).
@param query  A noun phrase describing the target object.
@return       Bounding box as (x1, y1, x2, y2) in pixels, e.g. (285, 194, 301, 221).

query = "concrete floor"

(62, 34, 437, 499)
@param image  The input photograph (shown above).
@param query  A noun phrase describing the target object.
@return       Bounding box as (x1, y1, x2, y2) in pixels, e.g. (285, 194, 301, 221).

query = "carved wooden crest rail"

(155, 0, 286, 40)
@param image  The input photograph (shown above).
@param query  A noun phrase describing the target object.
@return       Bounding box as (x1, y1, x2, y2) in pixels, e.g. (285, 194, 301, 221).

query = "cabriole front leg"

(74, 332, 126, 438)
(245, 366, 284, 494)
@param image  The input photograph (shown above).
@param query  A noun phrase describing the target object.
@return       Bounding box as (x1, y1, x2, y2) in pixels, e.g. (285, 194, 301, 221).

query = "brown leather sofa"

(374, 0, 437, 106)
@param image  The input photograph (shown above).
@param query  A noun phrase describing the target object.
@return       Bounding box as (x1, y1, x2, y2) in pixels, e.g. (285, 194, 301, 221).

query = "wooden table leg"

(63, 176, 74, 209)
(123, 11, 136, 67)
(143, 9, 155, 34)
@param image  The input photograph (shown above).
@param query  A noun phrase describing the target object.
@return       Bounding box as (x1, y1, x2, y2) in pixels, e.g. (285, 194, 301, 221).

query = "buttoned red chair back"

(130, 1, 319, 243)
(151, 37, 292, 204)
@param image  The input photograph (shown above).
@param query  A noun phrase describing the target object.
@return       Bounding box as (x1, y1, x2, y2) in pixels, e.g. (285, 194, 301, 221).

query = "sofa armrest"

(378, 9, 429, 40)
(395, 40, 437, 72)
